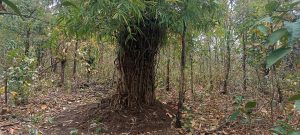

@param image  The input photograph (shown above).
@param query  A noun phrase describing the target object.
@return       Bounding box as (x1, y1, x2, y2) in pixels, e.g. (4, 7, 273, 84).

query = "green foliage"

(257, 25, 269, 35)
(228, 111, 240, 121)
(61, 1, 78, 9)
(288, 94, 300, 101)
(271, 94, 300, 135)
(2, 0, 22, 16)
(265, 1, 280, 13)
(284, 20, 300, 46)
(295, 101, 300, 111)
(267, 28, 288, 46)
(59, 0, 220, 42)
(229, 96, 257, 122)
(8, 57, 36, 105)
(266, 47, 292, 68)
(252, 0, 300, 68)
(245, 101, 257, 109)
(271, 120, 300, 135)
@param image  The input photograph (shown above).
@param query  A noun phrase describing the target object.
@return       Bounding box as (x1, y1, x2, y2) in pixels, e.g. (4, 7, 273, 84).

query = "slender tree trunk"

(24, 27, 31, 56)
(73, 40, 78, 79)
(51, 56, 57, 73)
(176, 20, 186, 128)
(60, 41, 67, 86)
(60, 59, 66, 86)
(208, 39, 213, 91)
(166, 45, 171, 91)
(199, 53, 203, 84)
(190, 53, 194, 94)
(36, 45, 43, 67)
(222, 28, 231, 94)
(98, 42, 104, 76)
(51, 46, 59, 73)
(274, 68, 283, 103)
(242, 33, 247, 91)
(4, 72, 8, 104)
(86, 46, 93, 83)
(87, 66, 91, 83)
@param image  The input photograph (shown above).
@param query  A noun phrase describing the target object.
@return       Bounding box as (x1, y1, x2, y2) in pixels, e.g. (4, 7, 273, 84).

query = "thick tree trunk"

(176, 20, 186, 128)
(113, 18, 165, 109)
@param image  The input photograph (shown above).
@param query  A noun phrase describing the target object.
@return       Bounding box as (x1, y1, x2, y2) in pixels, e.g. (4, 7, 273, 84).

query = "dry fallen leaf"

(9, 128, 15, 135)
(41, 104, 48, 110)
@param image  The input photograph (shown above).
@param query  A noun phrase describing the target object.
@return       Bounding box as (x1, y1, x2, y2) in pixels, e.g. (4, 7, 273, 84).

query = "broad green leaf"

(284, 20, 300, 46)
(259, 17, 273, 23)
(266, 47, 292, 68)
(267, 28, 288, 46)
(295, 101, 300, 111)
(288, 94, 300, 101)
(245, 101, 256, 109)
(228, 111, 239, 121)
(257, 25, 269, 35)
(271, 126, 288, 135)
(2, 0, 21, 16)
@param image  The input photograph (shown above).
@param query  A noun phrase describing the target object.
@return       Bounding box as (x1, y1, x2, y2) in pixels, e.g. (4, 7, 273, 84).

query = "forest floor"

(0, 81, 299, 135)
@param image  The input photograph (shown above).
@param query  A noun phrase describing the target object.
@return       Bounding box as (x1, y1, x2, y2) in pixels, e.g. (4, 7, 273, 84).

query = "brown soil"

(42, 100, 177, 135)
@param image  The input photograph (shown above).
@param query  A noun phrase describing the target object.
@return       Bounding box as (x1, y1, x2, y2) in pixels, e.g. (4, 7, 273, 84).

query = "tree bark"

(60, 41, 67, 86)
(73, 40, 78, 79)
(113, 18, 165, 109)
(190, 53, 194, 94)
(176, 20, 186, 128)
(222, 28, 231, 94)
(60, 59, 66, 86)
(4, 73, 8, 104)
(166, 45, 171, 91)
(24, 27, 31, 56)
(98, 42, 104, 76)
(208, 38, 213, 91)
(51, 45, 59, 73)
(242, 33, 247, 91)
(86, 46, 92, 83)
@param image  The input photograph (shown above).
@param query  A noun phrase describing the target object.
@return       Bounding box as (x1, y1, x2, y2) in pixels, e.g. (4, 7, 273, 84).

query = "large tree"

(59, 0, 219, 109)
